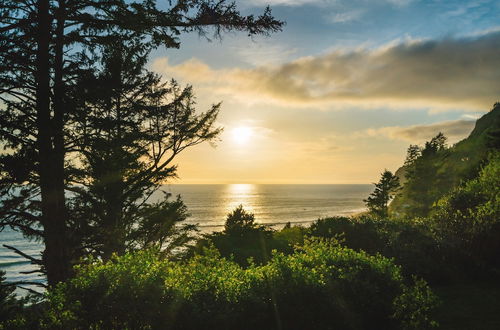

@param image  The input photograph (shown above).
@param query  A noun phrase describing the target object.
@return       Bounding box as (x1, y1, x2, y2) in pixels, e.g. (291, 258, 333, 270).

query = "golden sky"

(149, 1, 500, 184)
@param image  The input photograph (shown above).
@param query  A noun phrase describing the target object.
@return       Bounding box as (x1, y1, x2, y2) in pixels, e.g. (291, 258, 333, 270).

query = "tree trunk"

(36, 0, 70, 286)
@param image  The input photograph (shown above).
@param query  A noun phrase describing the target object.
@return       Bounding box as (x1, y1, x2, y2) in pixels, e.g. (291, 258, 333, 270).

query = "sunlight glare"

(232, 126, 253, 145)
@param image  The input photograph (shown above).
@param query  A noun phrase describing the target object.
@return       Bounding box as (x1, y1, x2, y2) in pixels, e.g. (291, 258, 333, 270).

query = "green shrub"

(308, 216, 388, 255)
(307, 216, 451, 283)
(383, 219, 450, 283)
(44, 240, 438, 330)
(272, 223, 307, 253)
(430, 152, 500, 274)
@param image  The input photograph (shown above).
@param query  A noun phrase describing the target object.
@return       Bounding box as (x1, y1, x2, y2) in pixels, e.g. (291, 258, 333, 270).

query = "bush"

(44, 240, 438, 330)
(383, 219, 451, 283)
(306, 216, 451, 283)
(272, 222, 307, 254)
(308, 216, 388, 255)
(430, 152, 500, 274)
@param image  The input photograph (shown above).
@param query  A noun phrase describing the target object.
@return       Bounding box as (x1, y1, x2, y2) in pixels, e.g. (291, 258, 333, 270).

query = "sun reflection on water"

(224, 184, 257, 214)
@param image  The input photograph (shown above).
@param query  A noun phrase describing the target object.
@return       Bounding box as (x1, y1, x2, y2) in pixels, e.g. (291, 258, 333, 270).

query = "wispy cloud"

(231, 42, 297, 66)
(153, 31, 500, 111)
(327, 9, 365, 23)
(363, 119, 476, 143)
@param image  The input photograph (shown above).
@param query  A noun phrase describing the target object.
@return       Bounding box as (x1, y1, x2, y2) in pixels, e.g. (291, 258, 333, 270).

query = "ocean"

(0, 184, 372, 293)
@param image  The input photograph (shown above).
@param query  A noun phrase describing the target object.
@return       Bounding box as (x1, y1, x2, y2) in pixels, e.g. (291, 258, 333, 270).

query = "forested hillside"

(391, 103, 500, 217)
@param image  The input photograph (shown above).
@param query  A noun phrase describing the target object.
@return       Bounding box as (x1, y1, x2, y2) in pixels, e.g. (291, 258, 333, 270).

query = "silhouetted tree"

(68, 39, 218, 259)
(0, 0, 284, 285)
(400, 132, 449, 216)
(224, 204, 258, 233)
(403, 144, 421, 180)
(364, 170, 400, 217)
(422, 132, 447, 157)
(404, 145, 421, 168)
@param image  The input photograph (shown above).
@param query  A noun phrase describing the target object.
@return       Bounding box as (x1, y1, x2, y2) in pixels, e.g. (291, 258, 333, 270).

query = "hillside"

(391, 102, 500, 216)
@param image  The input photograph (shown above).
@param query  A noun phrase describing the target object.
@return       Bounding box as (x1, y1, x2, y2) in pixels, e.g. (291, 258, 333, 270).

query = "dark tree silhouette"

(0, 0, 284, 285)
(224, 204, 258, 233)
(399, 132, 449, 216)
(364, 170, 400, 217)
(404, 144, 421, 168)
(68, 38, 219, 259)
(422, 132, 447, 157)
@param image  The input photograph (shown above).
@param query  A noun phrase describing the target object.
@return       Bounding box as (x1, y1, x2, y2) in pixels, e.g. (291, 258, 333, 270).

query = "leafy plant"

(44, 241, 438, 329)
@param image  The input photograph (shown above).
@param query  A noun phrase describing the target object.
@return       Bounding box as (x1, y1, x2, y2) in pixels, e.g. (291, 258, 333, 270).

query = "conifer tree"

(364, 170, 400, 217)
(68, 38, 220, 259)
(0, 0, 284, 285)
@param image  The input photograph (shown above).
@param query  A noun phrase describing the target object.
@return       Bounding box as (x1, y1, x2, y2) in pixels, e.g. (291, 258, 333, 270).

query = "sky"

(151, 0, 500, 184)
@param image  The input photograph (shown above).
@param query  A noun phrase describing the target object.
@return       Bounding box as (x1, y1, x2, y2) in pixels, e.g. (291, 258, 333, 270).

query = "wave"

(0, 260, 31, 268)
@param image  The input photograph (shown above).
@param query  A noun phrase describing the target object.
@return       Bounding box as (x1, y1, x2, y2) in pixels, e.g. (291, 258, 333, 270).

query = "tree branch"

(2, 244, 43, 266)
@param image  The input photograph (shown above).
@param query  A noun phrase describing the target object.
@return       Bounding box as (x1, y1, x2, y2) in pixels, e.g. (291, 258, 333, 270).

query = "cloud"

(152, 31, 500, 111)
(327, 9, 365, 23)
(365, 119, 476, 143)
(232, 42, 297, 66)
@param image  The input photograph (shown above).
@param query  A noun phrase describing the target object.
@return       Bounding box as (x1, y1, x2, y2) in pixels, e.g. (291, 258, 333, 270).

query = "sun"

(232, 126, 253, 145)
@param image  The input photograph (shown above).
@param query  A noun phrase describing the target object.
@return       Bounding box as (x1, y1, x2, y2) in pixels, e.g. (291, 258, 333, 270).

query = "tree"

(68, 38, 219, 259)
(404, 145, 421, 168)
(195, 205, 276, 266)
(398, 132, 449, 216)
(364, 170, 401, 217)
(0, 0, 284, 285)
(224, 204, 258, 233)
(422, 132, 447, 157)
(403, 144, 421, 181)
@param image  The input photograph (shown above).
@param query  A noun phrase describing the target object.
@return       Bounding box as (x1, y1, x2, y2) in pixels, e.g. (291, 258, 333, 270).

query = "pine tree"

(364, 170, 401, 217)
(404, 145, 421, 168)
(0, 0, 284, 285)
(68, 38, 219, 259)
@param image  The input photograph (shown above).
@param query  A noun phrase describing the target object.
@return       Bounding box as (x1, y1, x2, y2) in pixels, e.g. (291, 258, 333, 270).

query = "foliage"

(404, 145, 422, 168)
(200, 208, 453, 284)
(395, 133, 450, 216)
(67, 38, 213, 260)
(393, 277, 439, 329)
(193, 205, 279, 266)
(306, 216, 451, 283)
(308, 216, 387, 254)
(430, 152, 500, 273)
(0, 0, 284, 284)
(43, 241, 438, 330)
(392, 103, 500, 217)
(0, 271, 45, 329)
(0, 271, 22, 329)
(364, 170, 400, 217)
(272, 222, 307, 253)
(224, 204, 258, 233)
